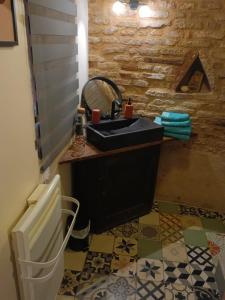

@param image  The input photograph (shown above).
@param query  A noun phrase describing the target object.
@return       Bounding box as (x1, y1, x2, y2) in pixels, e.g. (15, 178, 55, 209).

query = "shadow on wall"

(156, 141, 225, 212)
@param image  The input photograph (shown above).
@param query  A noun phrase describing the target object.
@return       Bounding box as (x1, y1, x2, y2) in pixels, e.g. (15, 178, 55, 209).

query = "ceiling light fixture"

(112, 1, 153, 18)
(112, 1, 126, 15)
(129, 0, 139, 10)
(138, 5, 152, 18)
(112, 0, 139, 15)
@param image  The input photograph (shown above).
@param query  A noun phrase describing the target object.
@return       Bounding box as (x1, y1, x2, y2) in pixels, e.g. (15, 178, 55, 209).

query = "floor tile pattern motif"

(159, 213, 184, 244)
(59, 201, 225, 299)
(165, 283, 195, 300)
(163, 261, 192, 286)
(190, 263, 217, 290)
(186, 246, 213, 266)
(136, 278, 165, 300)
(137, 258, 163, 282)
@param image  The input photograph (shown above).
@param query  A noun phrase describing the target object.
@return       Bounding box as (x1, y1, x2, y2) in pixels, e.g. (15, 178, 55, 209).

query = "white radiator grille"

(12, 175, 79, 300)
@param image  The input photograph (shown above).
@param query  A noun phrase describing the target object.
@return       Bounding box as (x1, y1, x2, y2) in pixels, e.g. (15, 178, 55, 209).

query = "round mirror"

(81, 76, 123, 120)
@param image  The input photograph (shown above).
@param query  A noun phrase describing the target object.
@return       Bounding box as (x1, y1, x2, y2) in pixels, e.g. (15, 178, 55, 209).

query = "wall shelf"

(173, 50, 212, 93)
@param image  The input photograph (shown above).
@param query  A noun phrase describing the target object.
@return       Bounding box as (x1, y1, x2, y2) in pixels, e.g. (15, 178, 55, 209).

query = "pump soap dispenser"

(124, 98, 134, 119)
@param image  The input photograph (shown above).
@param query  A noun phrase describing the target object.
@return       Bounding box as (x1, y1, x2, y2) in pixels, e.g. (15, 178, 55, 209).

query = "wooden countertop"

(59, 139, 164, 164)
(59, 133, 197, 165)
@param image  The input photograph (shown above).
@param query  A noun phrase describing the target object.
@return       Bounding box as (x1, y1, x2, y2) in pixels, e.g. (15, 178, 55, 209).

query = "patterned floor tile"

(220, 213, 225, 223)
(139, 224, 160, 240)
(193, 287, 221, 300)
(79, 275, 137, 300)
(180, 215, 203, 230)
(162, 242, 188, 263)
(179, 206, 223, 220)
(163, 261, 192, 286)
(62, 202, 225, 299)
(111, 254, 137, 277)
(136, 278, 165, 300)
(206, 232, 225, 254)
(90, 234, 115, 254)
(77, 272, 104, 294)
(137, 258, 164, 282)
(108, 221, 139, 239)
(206, 232, 225, 266)
(138, 239, 162, 260)
(158, 202, 180, 214)
(139, 212, 160, 226)
(207, 232, 225, 292)
(197, 209, 224, 220)
(215, 262, 225, 299)
(64, 250, 87, 272)
(77, 276, 109, 299)
(114, 237, 138, 257)
(56, 295, 75, 300)
(201, 218, 225, 233)
(164, 283, 195, 300)
(59, 269, 81, 296)
(107, 275, 136, 300)
(186, 245, 213, 266)
(159, 213, 184, 244)
(180, 205, 200, 217)
(190, 263, 218, 290)
(152, 200, 159, 213)
(85, 289, 110, 300)
(83, 251, 113, 276)
(184, 229, 208, 247)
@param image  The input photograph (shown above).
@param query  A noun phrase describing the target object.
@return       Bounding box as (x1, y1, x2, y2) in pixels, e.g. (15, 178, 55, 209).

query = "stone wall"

(88, 0, 225, 211)
(88, 0, 225, 155)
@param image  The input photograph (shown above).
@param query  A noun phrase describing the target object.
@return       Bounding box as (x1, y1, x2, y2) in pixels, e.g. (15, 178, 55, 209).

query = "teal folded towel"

(162, 119, 191, 127)
(162, 112, 190, 122)
(165, 126, 192, 135)
(154, 116, 163, 125)
(154, 116, 191, 127)
(164, 131, 191, 141)
(154, 117, 191, 140)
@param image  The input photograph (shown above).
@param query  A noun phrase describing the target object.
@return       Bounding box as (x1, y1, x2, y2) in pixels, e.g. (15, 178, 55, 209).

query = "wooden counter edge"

(59, 133, 197, 165)
(59, 140, 162, 164)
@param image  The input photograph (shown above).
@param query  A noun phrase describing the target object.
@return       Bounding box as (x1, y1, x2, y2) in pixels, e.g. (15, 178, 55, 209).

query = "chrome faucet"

(111, 99, 122, 119)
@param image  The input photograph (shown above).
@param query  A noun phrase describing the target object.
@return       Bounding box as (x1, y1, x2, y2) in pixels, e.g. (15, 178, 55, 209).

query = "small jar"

(92, 109, 101, 124)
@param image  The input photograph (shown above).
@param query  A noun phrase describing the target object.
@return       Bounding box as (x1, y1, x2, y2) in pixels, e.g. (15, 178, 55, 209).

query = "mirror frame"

(81, 76, 123, 120)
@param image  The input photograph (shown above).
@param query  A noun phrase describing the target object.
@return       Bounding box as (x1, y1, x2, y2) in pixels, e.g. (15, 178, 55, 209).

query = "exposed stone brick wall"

(88, 0, 225, 154)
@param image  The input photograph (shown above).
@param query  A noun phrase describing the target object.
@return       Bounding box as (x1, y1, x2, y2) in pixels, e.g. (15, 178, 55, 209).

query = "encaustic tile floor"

(58, 201, 225, 300)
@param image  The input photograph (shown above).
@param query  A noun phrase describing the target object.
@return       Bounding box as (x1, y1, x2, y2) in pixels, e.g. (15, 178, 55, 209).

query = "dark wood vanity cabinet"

(71, 144, 161, 233)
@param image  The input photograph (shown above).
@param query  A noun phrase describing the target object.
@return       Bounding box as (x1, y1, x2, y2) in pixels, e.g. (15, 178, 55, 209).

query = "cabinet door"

(92, 145, 161, 232)
(71, 159, 102, 229)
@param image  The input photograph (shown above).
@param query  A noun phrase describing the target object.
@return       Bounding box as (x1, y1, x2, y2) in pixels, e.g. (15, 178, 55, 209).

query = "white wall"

(76, 0, 89, 99)
(0, 2, 89, 298)
(0, 1, 40, 299)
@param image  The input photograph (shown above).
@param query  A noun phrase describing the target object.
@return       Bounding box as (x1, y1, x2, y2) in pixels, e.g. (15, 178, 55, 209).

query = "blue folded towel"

(161, 112, 190, 122)
(164, 131, 191, 141)
(154, 116, 191, 127)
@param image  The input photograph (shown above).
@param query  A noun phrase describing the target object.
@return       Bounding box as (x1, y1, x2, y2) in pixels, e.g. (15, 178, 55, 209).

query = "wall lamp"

(112, 0, 153, 18)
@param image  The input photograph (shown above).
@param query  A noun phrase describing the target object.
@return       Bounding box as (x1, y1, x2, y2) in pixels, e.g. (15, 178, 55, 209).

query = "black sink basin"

(86, 117, 164, 151)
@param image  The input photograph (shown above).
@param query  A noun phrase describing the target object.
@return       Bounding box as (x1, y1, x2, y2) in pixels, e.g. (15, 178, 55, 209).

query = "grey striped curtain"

(25, 0, 79, 171)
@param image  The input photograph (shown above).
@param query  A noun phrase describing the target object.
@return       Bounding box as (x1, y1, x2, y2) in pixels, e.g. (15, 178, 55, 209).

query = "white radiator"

(12, 175, 79, 300)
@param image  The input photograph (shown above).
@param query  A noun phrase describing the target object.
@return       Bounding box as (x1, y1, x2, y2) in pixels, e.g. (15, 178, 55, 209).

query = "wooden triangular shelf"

(174, 50, 212, 93)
